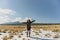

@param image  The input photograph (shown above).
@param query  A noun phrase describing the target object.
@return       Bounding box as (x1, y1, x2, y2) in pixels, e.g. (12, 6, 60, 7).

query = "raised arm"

(31, 20, 36, 23)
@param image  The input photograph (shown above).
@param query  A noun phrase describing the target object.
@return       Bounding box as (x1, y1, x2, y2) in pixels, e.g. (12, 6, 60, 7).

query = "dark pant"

(27, 27, 31, 30)
(27, 27, 31, 37)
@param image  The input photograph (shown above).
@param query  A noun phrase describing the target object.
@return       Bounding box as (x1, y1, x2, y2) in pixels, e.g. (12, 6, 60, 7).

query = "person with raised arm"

(26, 19, 35, 37)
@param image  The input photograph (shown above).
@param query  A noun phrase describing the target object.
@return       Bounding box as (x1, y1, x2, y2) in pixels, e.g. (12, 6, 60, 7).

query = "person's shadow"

(30, 36, 53, 40)
(30, 36, 41, 40)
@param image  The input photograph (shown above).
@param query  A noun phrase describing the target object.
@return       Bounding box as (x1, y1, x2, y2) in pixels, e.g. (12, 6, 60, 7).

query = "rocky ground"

(0, 29, 60, 40)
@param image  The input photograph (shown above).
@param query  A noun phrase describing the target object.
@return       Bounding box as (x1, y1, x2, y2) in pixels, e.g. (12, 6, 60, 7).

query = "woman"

(26, 19, 35, 37)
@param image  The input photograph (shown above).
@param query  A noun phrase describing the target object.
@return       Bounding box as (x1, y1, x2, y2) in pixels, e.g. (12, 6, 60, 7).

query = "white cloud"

(0, 8, 16, 24)
(0, 8, 16, 15)
(13, 17, 32, 22)
(11, 17, 22, 22)
(0, 8, 33, 24)
(15, 17, 22, 21)
(0, 16, 12, 24)
(0, 16, 34, 24)
(11, 17, 32, 22)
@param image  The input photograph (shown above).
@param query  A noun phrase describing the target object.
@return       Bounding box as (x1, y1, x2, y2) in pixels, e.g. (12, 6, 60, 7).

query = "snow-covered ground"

(0, 29, 60, 40)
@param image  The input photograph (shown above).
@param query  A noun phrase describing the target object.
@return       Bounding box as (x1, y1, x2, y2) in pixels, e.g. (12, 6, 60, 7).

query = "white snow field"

(0, 29, 60, 40)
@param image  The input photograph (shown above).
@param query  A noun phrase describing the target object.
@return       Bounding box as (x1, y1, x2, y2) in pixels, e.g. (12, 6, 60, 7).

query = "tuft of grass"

(21, 33, 23, 35)
(3, 36, 8, 40)
(53, 33, 60, 38)
(28, 39, 30, 40)
(18, 35, 21, 38)
(52, 29, 59, 32)
(23, 38, 25, 40)
(45, 33, 51, 37)
(8, 33, 14, 39)
(35, 32, 39, 35)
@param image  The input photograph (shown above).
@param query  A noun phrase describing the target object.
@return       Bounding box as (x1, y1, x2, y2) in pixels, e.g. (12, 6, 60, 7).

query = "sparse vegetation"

(0, 24, 60, 32)
(3, 36, 8, 40)
(0, 24, 60, 40)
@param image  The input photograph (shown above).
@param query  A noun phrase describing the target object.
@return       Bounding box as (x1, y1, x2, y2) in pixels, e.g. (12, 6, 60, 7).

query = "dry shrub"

(8, 35, 13, 39)
(53, 33, 60, 38)
(18, 34, 21, 38)
(8, 33, 14, 39)
(1, 29, 5, 33)
(7, 30, 11, 33)
(23, 38, 25, 40)
(45, 33, 51, 37)
(14, 32, 18, 35)
(21, 33, 23, 35)
(3, 36, 8, 40)
(0, 29, 2, 32)
(35, 32, 39, 35)
(0, 33, 2, 35)
(52, 29, 59, 32)
(28, 39, 30, 40)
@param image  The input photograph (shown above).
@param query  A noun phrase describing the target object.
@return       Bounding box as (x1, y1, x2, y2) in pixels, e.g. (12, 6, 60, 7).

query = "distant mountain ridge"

(1, 21, 21, 25)
(1, 21, 60, 25)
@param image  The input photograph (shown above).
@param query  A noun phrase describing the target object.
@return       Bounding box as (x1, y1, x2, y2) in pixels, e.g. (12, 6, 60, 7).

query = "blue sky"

(0, 0, 60, 23)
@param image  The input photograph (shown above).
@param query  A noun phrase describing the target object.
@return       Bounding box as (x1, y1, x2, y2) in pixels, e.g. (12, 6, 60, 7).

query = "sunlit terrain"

(0, 24, 60, 40)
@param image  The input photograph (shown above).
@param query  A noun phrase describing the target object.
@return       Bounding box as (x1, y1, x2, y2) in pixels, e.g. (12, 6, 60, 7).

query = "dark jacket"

(27, 20, 35, 30)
